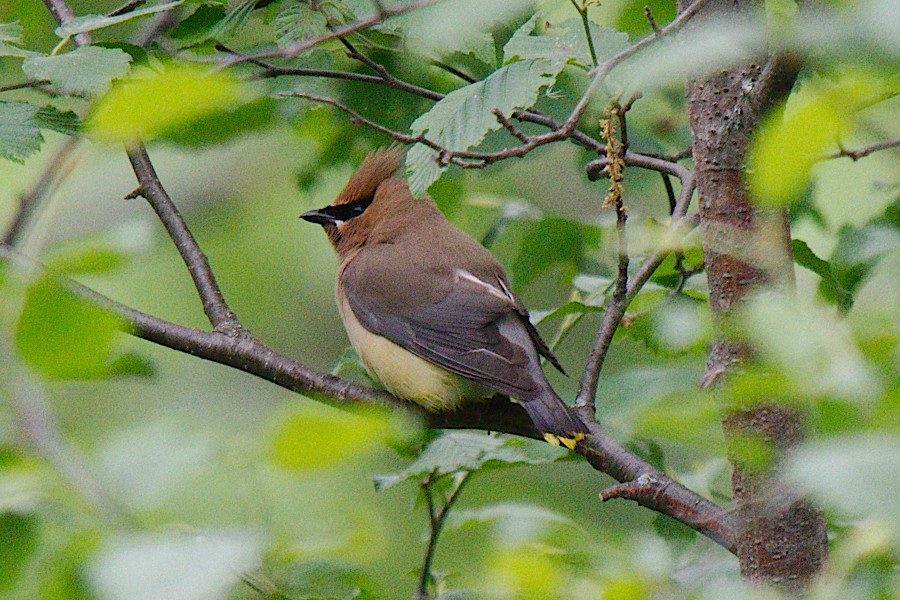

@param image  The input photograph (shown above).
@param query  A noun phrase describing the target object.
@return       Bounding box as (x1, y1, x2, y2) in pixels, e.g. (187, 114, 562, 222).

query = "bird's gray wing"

(342, 263, 542, 399)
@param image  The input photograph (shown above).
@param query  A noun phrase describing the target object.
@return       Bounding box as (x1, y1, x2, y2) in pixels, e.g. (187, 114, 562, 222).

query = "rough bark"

(680, 0, 829, 592)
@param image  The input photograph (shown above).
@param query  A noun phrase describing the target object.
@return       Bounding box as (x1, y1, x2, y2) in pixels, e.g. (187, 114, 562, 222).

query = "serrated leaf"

(503, 15, 629, 69)
(274, 4, 329, 49)
(16, 277, 125, 379)
(35, 105, 80, 136)
(373, 432, 568, 490)
(0, 21, 35, 58)
(55, 0, 186, 37)
(23, 46, 132, 96)
(88, 63, 247, 143)
(0, 101, 42, 163)
(406, 59, 565, 195)
(792, 239, 853, 311)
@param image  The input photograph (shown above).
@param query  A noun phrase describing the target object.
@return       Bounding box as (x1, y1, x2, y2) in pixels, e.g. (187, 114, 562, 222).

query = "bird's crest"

(335, 146, 405, 206)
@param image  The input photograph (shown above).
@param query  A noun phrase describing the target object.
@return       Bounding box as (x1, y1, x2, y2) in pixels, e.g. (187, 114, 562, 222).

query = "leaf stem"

(570, 0, 599, 67)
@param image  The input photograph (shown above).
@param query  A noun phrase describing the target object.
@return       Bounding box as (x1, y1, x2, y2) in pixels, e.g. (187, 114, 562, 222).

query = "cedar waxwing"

(301, 147, 587, 439)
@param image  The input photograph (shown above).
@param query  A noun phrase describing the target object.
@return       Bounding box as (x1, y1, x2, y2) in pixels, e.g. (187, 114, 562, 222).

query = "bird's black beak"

(300, 206, 339, 226)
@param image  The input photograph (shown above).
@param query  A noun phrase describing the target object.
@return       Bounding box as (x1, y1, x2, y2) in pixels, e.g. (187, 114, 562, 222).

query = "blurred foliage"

(0, 0, 896, 599)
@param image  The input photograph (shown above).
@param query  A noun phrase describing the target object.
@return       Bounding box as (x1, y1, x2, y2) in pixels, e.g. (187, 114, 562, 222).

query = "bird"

(301, 147, 588, 441)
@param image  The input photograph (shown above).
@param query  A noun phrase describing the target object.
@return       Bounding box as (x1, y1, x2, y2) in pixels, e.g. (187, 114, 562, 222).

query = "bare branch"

(0, 79, 51, 93)
(0, 240, 733, 552)
(829, 139, 900, 161)
(416, 472, 470, 599)
(125, 143, 241, 333)
(644, 6, 662, 35)
(216, 0, 444, 67)
(576, 171, 696, 408)
(559, 0, 714, 135)
(107, 0, 146, 17)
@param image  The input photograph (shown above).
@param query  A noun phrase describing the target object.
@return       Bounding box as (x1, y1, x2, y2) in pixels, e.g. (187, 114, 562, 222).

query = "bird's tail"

(521, 390, 589, 441)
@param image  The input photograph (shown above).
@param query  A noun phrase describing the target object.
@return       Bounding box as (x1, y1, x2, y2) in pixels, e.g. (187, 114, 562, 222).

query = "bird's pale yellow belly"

(337, 293, 487, 410)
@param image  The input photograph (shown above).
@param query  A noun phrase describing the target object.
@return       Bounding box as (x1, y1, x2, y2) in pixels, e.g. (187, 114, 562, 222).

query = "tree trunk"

(680, 0, 829, 592)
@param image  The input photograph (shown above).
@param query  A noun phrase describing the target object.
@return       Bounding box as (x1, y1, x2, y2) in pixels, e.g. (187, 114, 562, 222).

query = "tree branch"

(216, 0, 444, 67)
(828, 138, 900, 161)
(0, 240, 734, 553)
(125, 143, 240, 333)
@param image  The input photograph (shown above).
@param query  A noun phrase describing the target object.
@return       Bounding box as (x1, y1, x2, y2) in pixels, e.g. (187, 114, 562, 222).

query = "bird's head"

(300, 146, 414, 258)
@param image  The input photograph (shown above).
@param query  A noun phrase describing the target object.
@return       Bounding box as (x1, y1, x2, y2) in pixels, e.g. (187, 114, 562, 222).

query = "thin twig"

(575, 171, 696, 409)
(829, 139, 900, 161)
(560, 0, 713, 137)
(41, 0, 91, 45)
(215, 0, 443, 67)
(125, 143, 241, 333)
(0, 80, 51, 93)
(578, 106, 629, 413)
(281, 91, 574, 167)
(106, 0, 146, 17)
(417, 471, 470, 599)
(644, 6, 662, 35)
(570, 0, 599, 67)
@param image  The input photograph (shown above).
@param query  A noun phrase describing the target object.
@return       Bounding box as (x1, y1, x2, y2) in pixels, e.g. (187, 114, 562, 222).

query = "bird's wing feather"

(342, 261, 541, 398)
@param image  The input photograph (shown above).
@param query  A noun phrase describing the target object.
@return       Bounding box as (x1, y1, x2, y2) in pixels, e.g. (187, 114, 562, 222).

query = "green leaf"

(0, 101, 42, 163)
(0, 512, 38, 592)
(88, 63, 248, 143)
(159, 97, 277, 147)
(652, 513, 697, 547)
(503, 15, 629, 69)
(0, 21, 35, 58)
(270, 404, 394, 471)
(167, 5, 227, 46)
(511, 216, 583, 287)
(15, 277, 125, 379)
(616, 0, 676, 36)
(274, 4, 329, 49)
(106, 353, 155, 378)
(792, 239, 853, 311)
(34, 105, 81, 136)
(390, 0, 530, 65)
(55, 0, 186, 37)
(23, 46, 132, 96)
(749, 71, 897, 207)
(373, 432, 568, 490)
(530, 301, 603, 326)
(444, 503, 576, 535)
(264, 560, 376, 600)
(45, 242, 128, 274)
(785, 435, 899, 522)
(87, 532, 262, 600)
(740, 294, 882, 401)
(406, 59, 565, 196)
